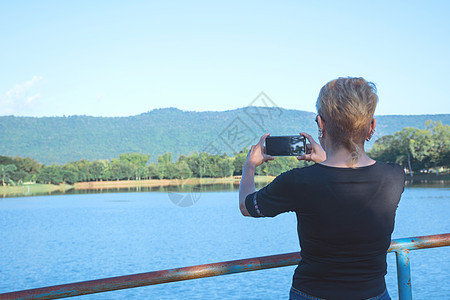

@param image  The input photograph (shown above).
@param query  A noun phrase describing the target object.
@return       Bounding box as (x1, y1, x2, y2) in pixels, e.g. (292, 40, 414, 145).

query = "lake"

(0, 185, 449, 299)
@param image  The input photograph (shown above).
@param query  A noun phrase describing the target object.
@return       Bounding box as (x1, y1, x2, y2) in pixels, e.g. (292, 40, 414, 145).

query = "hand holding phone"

(244, 133, 274, 169)
(297, 132, 326, 163)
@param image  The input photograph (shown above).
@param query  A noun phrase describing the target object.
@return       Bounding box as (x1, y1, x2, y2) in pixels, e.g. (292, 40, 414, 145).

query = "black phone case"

(265, 135, 306, 156)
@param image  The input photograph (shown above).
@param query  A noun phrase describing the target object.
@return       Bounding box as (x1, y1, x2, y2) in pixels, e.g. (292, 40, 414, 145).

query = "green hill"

(0, 107, 448, 164)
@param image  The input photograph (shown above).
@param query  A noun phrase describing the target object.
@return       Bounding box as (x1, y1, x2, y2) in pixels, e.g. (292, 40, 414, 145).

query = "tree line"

(0, 150, 308, 186)
(1, 122, 448, 186)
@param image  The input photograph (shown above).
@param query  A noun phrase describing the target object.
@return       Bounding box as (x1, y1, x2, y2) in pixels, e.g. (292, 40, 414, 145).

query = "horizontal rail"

(388, 233, 450, 252)
(0, 253, 301, 300)
(1, 233, 449, 300)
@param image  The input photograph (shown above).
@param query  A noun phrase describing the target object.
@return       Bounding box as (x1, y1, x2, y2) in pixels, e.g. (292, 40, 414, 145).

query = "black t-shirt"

(245, 161, 405, 300)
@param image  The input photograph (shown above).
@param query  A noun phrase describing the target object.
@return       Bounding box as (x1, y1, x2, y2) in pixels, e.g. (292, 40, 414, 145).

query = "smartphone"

(265, 135, 306, 156)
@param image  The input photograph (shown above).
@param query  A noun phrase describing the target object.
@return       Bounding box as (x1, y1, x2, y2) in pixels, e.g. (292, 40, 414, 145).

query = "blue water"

(0, 187, 449, 299)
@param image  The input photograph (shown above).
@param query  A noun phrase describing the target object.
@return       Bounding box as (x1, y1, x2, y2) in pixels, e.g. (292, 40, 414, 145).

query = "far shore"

(404, 172, 450, 182)
(2, 173, 448, 198)
(73, 176, 275, 190)
(1, 176, 275, 198)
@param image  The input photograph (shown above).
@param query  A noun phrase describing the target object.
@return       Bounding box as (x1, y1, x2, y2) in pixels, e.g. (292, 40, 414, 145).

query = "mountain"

(0, 107, 448, 164)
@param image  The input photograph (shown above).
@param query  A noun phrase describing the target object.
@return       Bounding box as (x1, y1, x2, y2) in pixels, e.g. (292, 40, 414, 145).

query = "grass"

(0, 183, 74, 198)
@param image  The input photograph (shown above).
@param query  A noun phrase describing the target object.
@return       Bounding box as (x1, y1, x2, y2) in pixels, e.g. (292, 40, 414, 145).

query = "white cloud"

(0, 76, 44, 115)
(6, 76, 43, 98)
(26, 93, 41, 104)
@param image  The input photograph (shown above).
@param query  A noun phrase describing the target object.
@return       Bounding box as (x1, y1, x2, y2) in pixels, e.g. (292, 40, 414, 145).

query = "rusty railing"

(0, 233, 449, 300)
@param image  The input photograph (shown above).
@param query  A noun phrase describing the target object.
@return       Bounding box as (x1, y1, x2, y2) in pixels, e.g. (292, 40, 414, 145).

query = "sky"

(1, 0, 449, 117)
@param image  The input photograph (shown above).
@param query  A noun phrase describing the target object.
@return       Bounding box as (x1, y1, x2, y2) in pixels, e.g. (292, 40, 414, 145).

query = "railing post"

(395, 250, 412, 300)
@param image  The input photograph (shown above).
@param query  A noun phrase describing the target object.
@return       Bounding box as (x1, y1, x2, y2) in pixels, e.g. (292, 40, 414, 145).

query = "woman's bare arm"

(239, 133, 273, 216)
(239, 164, 256, 216)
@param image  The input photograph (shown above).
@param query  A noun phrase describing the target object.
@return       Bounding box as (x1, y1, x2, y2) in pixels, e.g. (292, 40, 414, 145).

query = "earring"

(318, 128, 323, 139)
(366, 129, 375, 141)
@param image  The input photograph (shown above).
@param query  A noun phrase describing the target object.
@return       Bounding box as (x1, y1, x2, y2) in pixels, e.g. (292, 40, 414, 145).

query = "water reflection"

(2, 180, 448, 198)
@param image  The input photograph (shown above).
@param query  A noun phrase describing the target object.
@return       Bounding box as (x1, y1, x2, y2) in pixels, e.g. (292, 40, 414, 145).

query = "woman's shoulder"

(290, 161, 405, 177)
(288, 163, 321, 174)
(288, 163, 337, 175)
(374, 161, 406, 181)
(373, 161, 405, 174)
(271, 165, 318, 183)
(284, 164, 325, 183)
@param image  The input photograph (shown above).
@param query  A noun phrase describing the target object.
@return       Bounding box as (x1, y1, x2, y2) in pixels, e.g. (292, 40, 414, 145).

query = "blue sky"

(1, 1, 449, 117)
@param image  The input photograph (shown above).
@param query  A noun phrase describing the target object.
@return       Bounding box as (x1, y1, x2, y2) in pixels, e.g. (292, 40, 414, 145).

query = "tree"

(147, 163, 159, 179)
(0, 164, 17, 186)
(427, 121, 450, 174)
(0, 156, 16, 166)
(232, 149, 249, 176)
(109, 159, 134, 180)
(0, 156, 42, 183)
(174, 160, 193, 179)
(15, 157, 41, 172)
(75, 159, 93, 182)
(216, 155, 234, 177)
(186, 152, 201, 178)
(61, 164, 79, 184)
(118, 153, 150, 180)
(154, 153, 176, 179)
(409, 129, 432, 171)
(61, 168, 78, 184)
(393, 127, 419, 175)
(11, 169, 28, 183)
(369, 128, 418, 175)
(369, 121, 450, 175)
(36, 165, 63, 184)
(90, 160, 108, 181)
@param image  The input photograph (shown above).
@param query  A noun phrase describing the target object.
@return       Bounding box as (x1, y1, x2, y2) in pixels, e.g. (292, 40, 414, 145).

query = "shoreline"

(0, 176, 275, 198)
(404, 172, 450, 181)
(2, 173, 448, 198)
(73, 176, 275, 190)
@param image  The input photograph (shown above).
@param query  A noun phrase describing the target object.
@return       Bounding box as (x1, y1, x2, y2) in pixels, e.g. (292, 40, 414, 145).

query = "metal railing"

(1, 233, 449, 300)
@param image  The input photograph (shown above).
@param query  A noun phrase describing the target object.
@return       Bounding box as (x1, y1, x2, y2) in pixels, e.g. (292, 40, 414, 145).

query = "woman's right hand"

(297, 132, 326, 163)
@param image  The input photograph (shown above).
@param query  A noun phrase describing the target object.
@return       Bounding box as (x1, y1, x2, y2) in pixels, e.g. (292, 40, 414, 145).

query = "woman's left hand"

(245, 133, 274, 169)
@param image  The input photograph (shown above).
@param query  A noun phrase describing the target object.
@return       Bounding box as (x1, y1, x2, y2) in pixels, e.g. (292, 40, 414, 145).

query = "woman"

(239, 77, 405, 300)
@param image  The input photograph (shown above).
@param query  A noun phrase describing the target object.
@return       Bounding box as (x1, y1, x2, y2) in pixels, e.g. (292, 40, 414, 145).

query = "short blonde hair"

(316, 77, 378, 165)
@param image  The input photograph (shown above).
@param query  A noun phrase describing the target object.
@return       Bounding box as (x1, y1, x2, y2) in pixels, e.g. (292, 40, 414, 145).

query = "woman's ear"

(366, 118, 376, 141)
(370, 118, 376, 132)
(317, 115, 325, 132)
